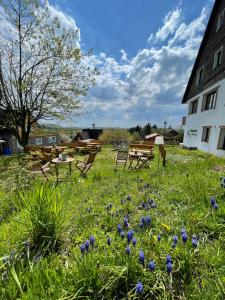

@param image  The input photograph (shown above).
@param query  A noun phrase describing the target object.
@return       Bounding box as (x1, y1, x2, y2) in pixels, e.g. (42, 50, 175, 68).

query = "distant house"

(0, 127, 61, 155)
(182, 0, 225, 156)
(73, 128, 103, 141)
(145, 133, 159, 143)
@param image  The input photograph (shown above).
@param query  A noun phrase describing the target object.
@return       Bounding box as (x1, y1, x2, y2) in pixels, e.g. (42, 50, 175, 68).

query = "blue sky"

(50, 0, 214, 128)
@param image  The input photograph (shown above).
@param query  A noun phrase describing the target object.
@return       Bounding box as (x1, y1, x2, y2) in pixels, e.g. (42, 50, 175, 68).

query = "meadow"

(0, 146, 225, 299)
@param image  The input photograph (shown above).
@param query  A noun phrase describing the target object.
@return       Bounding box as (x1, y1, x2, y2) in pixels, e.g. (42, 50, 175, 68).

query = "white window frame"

(196, 66, 204, 85)
(201, 127, 211, 143)
(48, 136, 56, 144)
(202, 88, 218, 111)
(216, 9, 225, 32)
(213, 46, 223, 69)
(36, 138, 42, 145)
(217, 127, 225, 150)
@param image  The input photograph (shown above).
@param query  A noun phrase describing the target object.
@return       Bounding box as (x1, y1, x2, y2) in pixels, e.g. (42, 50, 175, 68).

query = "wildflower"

(127, 195, 132, 201)
(213, 203, 219, 210)
(148, 199, 153, 205)
(125, 246, 131, 255)
(157, 234, 161, 241)
(180, 228, 186, 234)
(80, 244, 85, 254)
(173, 235, 178, 244)
(127, 231, 133, 243)
(117, 224, 122, 233)
(148, 261, 155, 272)
(120, 231, 125, 239)
(107, 237, 112, 246)
(85, 240, 90, 251)
(182, 232, 188, 243)
(139, 222, 144, 228)
(145, 216, 151, 225)
(141, 217, 146, 225)
(139, 250, 145, 265)
(132, 237, 137, 247)
(136, 281, 144, 295)
(167, 262, 173, 273)
(166, 255, 172, 264)
(210, 197, 216, 207)
(124, 216, 129, 227)
(89, 235, 95, 246)
(192, 235, 198, 248)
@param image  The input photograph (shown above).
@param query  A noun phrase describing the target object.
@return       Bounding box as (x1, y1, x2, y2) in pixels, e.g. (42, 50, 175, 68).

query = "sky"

(31, 1, 218, 128)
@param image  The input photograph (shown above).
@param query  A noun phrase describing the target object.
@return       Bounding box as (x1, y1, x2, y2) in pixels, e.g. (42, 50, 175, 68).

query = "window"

(216, 10, 225, 32)
(36, 138, 42, 145)
(202, 90, 217, 111)
(189, 99, 198, 114)
(48, 136, 56, 144)
(196, 66, 204, 85)
(218, 128, 225, 150)
(202, 127, 211, 143)
(213, 47, 223, 69)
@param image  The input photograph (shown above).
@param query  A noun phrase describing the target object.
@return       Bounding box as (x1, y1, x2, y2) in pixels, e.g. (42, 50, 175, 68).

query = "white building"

(182, 0, 225, 157)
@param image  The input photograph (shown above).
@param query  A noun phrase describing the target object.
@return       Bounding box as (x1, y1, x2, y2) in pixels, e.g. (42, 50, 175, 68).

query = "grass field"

(0, 146, 225, 299)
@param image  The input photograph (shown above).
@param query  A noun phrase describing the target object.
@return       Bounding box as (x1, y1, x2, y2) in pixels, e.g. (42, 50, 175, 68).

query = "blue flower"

(182, 232, 188, 243)
(120, 231, 125, 239)
(89, 235, 95, 246)
(107, 237, 112, 246)
(157, 234, 161, 241)
(125, 246, 131, 255)
(139, 250, 145, 265)
(145, 216, 151, 225)
(141, 217, 146, 225)
(139, 222, 144, 228)
(127, 195, 132, 201)
(180, 228, 186, 235)
(148, 261, 155, 271)
(167, 262, 173, 273)
(166, 255, 172, 264)
(80, 244, 85, 254)
(117, 224, 122, 233)
(84, 240, 90, 251)
(173, 235, 178, 244)
(210, 197, 216, 207)
(136, 281, 144, 295)
(132, 237, 137, 247)
(124, 216, 129, 227)
(192, 235, 198, 248)
(213, 203, 219, 210)
(127, 231, 133, 243)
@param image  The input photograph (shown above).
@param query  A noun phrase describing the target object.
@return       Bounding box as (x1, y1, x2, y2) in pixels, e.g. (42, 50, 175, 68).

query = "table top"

(52, 157, 74, 164)
(128, 151, 143, 157)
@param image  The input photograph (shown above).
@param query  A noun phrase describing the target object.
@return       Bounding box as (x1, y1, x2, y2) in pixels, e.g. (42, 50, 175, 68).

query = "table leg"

(69, 162, 72, 175)
(55, 163, 59, 184)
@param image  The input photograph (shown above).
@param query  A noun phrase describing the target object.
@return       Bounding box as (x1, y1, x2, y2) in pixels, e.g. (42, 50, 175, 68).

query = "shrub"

(99, 128, 133, 144)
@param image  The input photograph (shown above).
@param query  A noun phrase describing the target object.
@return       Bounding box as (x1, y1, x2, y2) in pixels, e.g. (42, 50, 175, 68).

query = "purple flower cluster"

(166, 255, 172, 273)
(80, 235, 95, 254)
(210, 197, 218, 210)
(139, 216, 151, 228)
(136, 281, 144, 295)
(181, 228, 188, 243)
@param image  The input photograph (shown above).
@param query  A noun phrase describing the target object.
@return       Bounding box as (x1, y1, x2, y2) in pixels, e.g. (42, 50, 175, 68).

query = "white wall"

(183, 78, 225, 157)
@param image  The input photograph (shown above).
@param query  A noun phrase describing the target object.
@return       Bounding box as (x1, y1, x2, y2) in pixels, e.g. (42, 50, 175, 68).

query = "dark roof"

(182, 0, 219, 103)
(82, 128, 103, 139)
(73, 131, 90, 141)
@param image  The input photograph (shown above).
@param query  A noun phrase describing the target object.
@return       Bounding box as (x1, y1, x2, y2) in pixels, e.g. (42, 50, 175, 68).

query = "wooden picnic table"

(128, 151, 144, 169)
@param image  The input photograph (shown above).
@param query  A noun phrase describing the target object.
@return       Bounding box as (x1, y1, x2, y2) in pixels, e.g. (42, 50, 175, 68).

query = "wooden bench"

(129, 143, 154, 156)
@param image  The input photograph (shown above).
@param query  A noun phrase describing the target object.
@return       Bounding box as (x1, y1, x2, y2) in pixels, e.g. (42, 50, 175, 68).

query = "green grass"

(0, 146, 225, 299)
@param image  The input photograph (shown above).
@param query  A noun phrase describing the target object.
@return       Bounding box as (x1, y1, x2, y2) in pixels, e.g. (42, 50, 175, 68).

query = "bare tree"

(0, 0, 97, 147)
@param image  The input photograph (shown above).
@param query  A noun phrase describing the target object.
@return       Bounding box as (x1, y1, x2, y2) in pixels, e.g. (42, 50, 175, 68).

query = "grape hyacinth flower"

(139, 250, 145, 265)
(210, 197, 216, 207)
(166, 255, 172, 264)
(148, 261, 155, 272)
(136, 281, 144, 295)
(157, 234, 161, 241)
(127, 195, 132, 201)
(132, 237, 137, 247)
(141, 217, 146, 225)
(167, 262, 173, 273)
(145, 216, 151, 225)
(120, 231, 125, 239)
(124, 216, 129, 227)
(125, 246, 131, 255)
(139, 222, 144, 229)
(117, 224, 122, 233)
(107, 237, 112, 246)
(192, 235, 198, 248)
(213, 202, 219, 210)
(182, 232, 188, 243)
(80, 244, 85, 254)
(89, 235, 95, 246)
(127, 231, 133, 243)
(173, 235, 178, 244)
(85, 240, 90, 251)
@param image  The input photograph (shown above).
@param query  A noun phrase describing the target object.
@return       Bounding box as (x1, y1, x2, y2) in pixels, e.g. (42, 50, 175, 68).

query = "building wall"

(183, 78, 225, 157)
